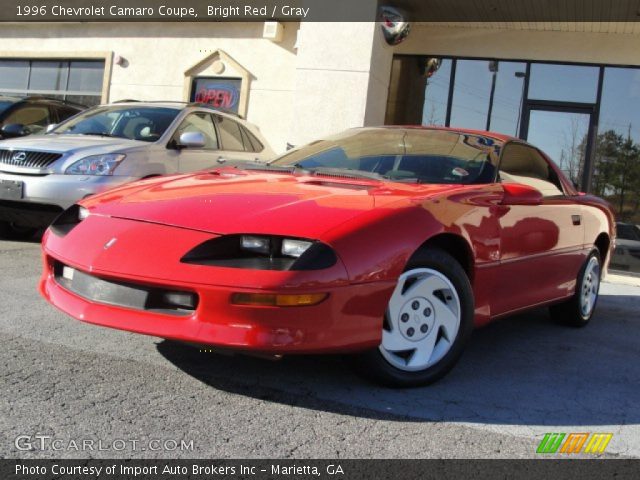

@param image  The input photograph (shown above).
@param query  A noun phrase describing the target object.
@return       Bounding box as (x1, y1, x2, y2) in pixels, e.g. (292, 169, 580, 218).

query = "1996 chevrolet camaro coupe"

(39, 127, 615, 386)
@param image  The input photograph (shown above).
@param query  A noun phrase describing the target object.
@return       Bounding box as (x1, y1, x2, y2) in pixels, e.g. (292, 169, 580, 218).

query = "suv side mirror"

(1, 123, 28, 138)
(177, 132, 205, 149)
(46, 124, 58, 133)
(501, 183, 543, 206)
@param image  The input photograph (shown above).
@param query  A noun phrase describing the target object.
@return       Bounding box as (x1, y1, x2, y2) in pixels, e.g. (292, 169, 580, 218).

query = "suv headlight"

(65, 154, 125, 175)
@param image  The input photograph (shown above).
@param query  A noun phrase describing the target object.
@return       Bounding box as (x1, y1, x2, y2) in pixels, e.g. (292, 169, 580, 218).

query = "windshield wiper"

(78, 132, 121, 138)
(230, 161, 298, 174)
(303, 167, 386, 181)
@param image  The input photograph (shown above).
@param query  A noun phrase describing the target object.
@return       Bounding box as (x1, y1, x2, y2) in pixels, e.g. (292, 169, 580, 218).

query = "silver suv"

(0, 101, 274, 238)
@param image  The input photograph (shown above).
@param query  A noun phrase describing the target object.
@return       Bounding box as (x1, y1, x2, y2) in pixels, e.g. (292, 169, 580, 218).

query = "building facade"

(1, 21, 639, 273)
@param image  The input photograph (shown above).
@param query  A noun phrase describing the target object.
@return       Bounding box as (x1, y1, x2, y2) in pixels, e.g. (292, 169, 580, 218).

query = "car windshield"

(0, 100, 16, 115)
(269, 129, 502, 184)
(52, 105, 180, 142)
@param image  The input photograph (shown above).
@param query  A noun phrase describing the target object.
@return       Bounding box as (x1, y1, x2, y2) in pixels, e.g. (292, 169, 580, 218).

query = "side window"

(4, 105, 50, 133)
(241, 125, 264, 153)
(215, 115, 245, 151)
(173, 112, 218, 149)
(56, 106, 81, 123)
(499, 144, 564, 197)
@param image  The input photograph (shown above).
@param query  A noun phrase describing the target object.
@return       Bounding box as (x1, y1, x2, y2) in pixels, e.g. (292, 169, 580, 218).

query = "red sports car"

(39, 127, 615, 387)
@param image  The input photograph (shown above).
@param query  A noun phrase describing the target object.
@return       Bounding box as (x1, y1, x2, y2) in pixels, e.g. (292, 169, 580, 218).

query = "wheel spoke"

(381, 328, 414, 352)
(407, 331, 438, 369)
(432, 297, 458, 337)
(415, 274, 451, 296)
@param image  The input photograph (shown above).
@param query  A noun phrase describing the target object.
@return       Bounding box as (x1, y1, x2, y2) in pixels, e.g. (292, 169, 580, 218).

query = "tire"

(353, 248, 474, 388)
(0, 221, 38, 240)
(549, 249, 601, 327)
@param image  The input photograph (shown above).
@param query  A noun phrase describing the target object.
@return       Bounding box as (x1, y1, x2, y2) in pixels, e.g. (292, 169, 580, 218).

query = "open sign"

(190, 77, 241, 113)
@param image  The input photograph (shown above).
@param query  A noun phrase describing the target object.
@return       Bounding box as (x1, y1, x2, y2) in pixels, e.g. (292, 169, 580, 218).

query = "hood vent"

(300, 179, 373, 190)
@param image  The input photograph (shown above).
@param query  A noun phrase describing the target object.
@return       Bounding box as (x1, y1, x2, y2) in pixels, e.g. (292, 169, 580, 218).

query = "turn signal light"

(231, 292, 328, 307)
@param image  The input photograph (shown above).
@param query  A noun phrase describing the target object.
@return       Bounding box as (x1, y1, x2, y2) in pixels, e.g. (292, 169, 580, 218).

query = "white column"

(288, 17, 394, 146)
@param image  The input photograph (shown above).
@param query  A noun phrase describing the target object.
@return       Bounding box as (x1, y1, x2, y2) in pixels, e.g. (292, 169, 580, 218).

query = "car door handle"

(217, 157, 227, 164)
(572, 214, 581, 226)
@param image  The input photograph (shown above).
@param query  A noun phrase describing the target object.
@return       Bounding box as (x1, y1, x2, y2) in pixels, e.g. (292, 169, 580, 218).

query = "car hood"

(0, 134, 147, 155)
(83, 171, 454, 239)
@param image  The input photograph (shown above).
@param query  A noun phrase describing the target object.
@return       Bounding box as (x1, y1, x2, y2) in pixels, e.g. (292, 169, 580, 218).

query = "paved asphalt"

(1, 238, 639, 459)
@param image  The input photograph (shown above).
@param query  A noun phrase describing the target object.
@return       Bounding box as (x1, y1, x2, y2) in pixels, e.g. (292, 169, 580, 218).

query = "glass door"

(522, 104, 595, 191)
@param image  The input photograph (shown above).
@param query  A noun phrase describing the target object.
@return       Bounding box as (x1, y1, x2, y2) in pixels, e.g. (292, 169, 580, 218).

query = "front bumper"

(0, 173, 138, 226)
(39, 218, 394, 353)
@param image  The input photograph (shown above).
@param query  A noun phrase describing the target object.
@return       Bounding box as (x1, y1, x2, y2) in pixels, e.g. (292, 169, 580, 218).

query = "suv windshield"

(269, 128, 502, 184)
(52, 106, 180, 142)
(0, 100, 16, 115)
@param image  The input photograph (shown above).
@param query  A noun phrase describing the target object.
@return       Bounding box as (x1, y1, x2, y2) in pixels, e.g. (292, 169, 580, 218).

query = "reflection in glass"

(592, 68, 640, 274)
(529, 63, 599, 103)
(526, 110, 590, 189)
(449, 60, 525, 136)
(422, 58, 451, 126)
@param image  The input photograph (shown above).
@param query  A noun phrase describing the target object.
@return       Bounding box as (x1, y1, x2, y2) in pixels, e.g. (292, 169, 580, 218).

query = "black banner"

(3, 459, 640, 480)
(2, 0, 640, 22)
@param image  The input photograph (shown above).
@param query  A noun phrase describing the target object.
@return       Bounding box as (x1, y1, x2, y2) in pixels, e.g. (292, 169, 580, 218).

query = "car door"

(168, 111, 222, 173)
(213, 114, 264, 165)
(492, 142, 585, 316)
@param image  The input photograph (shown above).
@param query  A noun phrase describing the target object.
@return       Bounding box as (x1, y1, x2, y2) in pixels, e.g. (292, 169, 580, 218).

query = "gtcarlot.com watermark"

(15, 434, 194, 452)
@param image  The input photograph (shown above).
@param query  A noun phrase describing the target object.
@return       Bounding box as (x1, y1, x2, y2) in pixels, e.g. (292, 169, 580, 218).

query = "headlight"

(50, 204, 90, 237)
(281, 239, 312, 257)
(239, 235, 313, 258)
(181, 234, 337, 271)
(65, 154, 125, 175)
(240, 235, 271, 255)
(78, 206, 90, 220)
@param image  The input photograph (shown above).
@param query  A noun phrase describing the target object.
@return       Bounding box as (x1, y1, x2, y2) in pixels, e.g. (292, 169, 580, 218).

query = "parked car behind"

(610, 222, 640, 274)
(0, 101, 274, 239)
(0, 96, 85, 140)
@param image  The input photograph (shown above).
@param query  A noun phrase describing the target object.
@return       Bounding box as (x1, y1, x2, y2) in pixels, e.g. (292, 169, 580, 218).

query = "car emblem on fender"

(11, 152, 27, 162)
(104, 238, 118, 250)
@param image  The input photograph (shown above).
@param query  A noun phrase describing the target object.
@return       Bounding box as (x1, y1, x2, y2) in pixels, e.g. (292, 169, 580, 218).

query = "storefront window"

(421, 58, 451, 126)
(596, 67, 640, 274)
(444, 60, 526, 136)
(0, 59, 104, 106)
(385, 55, 640, 276)
(528, 63, 599, 103)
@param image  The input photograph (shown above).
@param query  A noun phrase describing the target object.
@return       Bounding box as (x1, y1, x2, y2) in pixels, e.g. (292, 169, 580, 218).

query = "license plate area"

(0, 180, 23, 200)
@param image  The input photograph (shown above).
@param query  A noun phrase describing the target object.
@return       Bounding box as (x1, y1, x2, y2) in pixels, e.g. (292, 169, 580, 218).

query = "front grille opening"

(53, 262, 198, 316)
(0, 149, 62, 169)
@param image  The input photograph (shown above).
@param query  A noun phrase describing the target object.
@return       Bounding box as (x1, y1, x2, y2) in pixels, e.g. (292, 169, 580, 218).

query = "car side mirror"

(177, 132, 205, 149)
(46, 124, 58, 133)
(501, 183, 543, 206)
(0, 123, 28, 138)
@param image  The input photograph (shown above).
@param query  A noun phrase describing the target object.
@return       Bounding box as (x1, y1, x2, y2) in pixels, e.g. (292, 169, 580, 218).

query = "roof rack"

(109, 99, 244, 119)
(188, 102, 244, 119)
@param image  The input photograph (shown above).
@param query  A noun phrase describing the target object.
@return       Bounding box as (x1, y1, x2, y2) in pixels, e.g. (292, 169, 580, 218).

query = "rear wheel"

(0, 221, 38, 240)
(549, 249, 601, 327)
(354, 248, 474, 387)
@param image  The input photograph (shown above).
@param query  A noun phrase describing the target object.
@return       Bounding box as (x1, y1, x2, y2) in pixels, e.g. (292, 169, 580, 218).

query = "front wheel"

(353, 249, 474, 387)
(549, 249, 601, 327)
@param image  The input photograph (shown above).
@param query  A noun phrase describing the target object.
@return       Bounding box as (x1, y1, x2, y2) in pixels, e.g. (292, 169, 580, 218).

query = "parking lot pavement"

(1, 238, 638, 459)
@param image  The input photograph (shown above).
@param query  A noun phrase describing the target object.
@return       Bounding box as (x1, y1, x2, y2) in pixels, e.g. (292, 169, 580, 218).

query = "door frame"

(519, 100, 597, 191)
